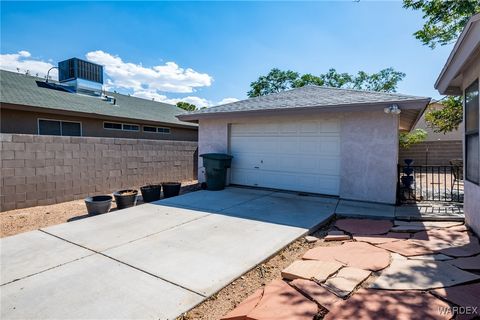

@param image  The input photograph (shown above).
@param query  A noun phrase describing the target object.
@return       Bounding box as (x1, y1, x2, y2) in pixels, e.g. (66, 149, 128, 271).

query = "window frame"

(103, 121, 123, 130)
(143, 126, 157, 133)
(142, 125, 171, 134)
(37, 118, 82, 136)
(465, 78, 479, 185)
(103, 121, 140, 132)
(122, 124, 140, 132)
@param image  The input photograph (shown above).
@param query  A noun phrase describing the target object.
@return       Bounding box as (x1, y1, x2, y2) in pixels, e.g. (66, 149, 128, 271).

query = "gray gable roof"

(178, 85, 430, 121)
(0, 70, 196, 128)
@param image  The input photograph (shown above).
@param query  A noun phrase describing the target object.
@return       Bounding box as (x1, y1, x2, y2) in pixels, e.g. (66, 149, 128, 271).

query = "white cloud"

(0, 49, 238, 109)
(0, 51, 57, 79)
(132, 90, 211, 108)
(85, 50, 213, 94)
(218, 97, 240, 105)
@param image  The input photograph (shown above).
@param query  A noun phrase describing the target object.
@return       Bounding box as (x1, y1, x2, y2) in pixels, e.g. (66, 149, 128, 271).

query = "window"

(465, 79, 479, 184)
(104, 122, 139, 131)
(143, 126, 157, 132)
(158, 127, 171, 134)
(122, 124, 139, 131)
(143, 126, 171, 134)
(104, 122, 122, 130)
(38, 119, 81, 136)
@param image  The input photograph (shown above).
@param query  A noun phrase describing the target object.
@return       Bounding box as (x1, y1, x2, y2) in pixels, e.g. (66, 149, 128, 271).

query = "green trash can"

(200, 153, 233, 191)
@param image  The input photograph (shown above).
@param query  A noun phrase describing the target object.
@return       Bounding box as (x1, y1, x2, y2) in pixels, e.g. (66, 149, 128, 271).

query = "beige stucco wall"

(461, 51, 480, 235)
(197, 109, 399, 204)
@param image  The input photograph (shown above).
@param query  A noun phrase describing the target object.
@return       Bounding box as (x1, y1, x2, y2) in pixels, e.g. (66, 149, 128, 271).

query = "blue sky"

(1, 1, 454, 107)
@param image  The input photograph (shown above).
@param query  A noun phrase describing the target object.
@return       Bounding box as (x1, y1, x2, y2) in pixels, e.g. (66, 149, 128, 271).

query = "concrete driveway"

(0, 187, 336, 320)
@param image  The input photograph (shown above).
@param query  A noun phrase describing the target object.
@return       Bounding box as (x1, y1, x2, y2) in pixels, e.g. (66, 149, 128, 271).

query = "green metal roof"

(0, 70, 197, 128)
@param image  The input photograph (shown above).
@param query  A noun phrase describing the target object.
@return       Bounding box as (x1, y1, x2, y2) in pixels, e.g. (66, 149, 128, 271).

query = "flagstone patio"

(223, 218, 480, 320)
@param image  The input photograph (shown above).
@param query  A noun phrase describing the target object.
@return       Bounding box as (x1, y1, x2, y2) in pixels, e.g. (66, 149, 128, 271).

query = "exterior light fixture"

(384, 104, 401, 115)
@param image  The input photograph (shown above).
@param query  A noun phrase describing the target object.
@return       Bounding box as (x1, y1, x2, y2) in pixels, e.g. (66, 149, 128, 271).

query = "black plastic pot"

(401, 176, 414, 188)
(140, 184, 162, 203)
(85, 195, 112, 215)
(162, 182, 181, 198)
(113, 189, 138, 209)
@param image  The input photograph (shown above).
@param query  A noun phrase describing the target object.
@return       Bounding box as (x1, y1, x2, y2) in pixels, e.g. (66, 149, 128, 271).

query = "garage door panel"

(320, 120, 340, 133)
(230, 119, 340, 196)
(300, 121, 319, 133)
(321, 137, 341, 155)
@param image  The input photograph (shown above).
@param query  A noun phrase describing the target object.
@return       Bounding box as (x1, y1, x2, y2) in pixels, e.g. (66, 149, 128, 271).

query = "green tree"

(425, 96, 463, 134)
(403, 0, 480, 49)
(247, 68, 299, 97)
(352, 68, 406, 93)
(399, 129, 428, 149)
(248, 68, 406, 97)
(176, 101, 197, 112)
(404, 1, 478, 132)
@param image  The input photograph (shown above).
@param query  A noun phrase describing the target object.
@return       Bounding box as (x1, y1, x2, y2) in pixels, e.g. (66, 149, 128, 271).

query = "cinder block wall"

(399, 141, 462, 166)
(0, 134, 198, 211)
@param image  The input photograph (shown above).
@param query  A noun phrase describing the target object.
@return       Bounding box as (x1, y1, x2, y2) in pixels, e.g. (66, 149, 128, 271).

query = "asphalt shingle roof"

(179, 85, 430, 119)
(0, 70, 196, 128)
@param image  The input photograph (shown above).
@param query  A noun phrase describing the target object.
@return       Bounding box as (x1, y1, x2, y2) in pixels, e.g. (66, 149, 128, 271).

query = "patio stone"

(322, 267, 371, 297)
(324, 234, 351, 241)
(334, 219, 393, 235)
(431, 283, 480, 320)
(354, 232, 410, 244)
(371, 259, 480, 290)
(246, 280, 318, 320)
(289, 279, 342, 311)
(303, 242, 390, 271)
(394, 220, 463, 229)
(448, 224, 469, 232)
(221, 288, 263, 320)
(408, 254, 453, 261)
(449, 255, 480, 270)
(305, 236, 318, 243)
(323, 289, 451, 320)
(439, 240, 480, 257)
(281, 260, 343, 281)
(376, 239, 445, 256)
(413, 228, 473, 245)
(390, 225, 430, 232)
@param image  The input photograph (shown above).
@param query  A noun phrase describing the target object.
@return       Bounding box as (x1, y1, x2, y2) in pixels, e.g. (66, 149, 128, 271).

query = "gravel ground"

(177, 219, 342, 320)
(0, 181, 200, 238)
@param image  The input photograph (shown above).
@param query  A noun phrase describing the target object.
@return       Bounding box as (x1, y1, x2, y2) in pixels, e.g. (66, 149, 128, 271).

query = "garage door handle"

(254, 166, 259, 169)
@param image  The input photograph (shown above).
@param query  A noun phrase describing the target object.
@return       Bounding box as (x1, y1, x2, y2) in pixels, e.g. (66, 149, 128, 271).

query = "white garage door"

(229, 119, 341, 195)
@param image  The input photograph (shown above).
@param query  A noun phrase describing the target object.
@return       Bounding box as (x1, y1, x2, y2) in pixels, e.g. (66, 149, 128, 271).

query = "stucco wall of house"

(339, 110, 398, 204)
(462, 51, 480, 236)
(197, 109, 399, 204)
(0, 106, 198, 142)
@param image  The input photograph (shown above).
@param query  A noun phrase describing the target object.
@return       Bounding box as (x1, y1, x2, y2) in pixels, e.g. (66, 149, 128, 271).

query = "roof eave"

(435, 14, 480, 95)
(1, 102, 198, 129)
(176, 98, 431, 122)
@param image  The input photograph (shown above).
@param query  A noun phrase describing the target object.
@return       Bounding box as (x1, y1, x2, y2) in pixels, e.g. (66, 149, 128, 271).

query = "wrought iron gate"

(397, 163, 464, 204)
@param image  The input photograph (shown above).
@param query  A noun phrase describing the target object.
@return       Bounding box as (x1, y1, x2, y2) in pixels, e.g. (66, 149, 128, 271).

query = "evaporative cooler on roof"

(58, 58, 104, 96)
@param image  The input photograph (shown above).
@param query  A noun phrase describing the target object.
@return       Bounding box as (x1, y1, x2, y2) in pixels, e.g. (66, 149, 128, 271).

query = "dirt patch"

(1, 181, 199, 238)
(178, 221, 344, 320)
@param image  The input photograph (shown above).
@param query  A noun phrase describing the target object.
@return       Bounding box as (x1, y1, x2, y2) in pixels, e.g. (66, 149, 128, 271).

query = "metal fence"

(397, 165, 464, 204)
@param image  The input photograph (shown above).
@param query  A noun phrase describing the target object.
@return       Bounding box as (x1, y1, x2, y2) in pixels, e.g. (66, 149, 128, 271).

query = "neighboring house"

(399, 100, 463, 165)
(0, 60, 197, 141)
(178, 85, 430, 204)
(435, 13, 480, 235)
